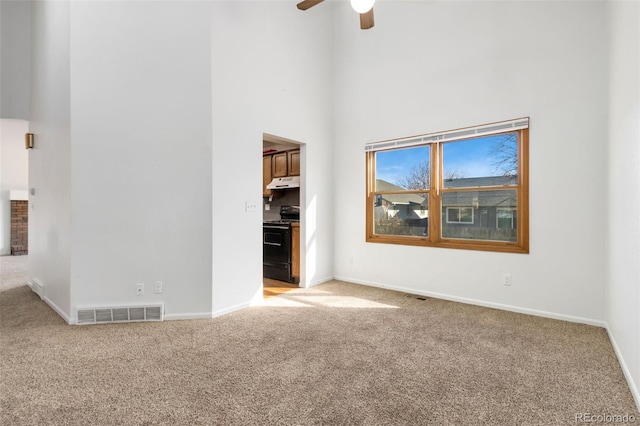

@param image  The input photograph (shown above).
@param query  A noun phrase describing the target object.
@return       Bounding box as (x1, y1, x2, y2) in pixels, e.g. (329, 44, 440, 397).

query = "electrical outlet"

(265, 204, 270, 211)
(245, 201, 257, 212)
(154, 281, 163, 294)
(136, 283, 144, 296)
(348, 256, 354, 265)
(502, 273, 512, 286)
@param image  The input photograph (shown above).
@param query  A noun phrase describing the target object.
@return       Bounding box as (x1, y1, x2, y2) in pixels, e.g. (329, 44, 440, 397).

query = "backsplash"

(263, 189, 300, 221)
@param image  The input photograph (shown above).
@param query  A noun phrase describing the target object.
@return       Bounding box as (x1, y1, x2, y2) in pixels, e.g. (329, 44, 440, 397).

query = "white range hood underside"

(266, 176, 300, 190)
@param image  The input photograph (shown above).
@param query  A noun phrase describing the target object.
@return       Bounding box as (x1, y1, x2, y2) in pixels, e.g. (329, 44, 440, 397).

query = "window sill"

(366, 234, 529, 254)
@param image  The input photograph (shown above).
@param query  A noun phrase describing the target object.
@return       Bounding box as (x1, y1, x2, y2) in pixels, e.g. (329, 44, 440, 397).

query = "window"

(497, 208, 516, 229)
(446, 207, 474, 224)
(365, 118, 529, 253)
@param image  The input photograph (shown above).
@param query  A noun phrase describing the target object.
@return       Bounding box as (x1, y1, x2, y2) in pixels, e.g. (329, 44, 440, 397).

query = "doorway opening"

(1, 119, 30, 257)
(262, 133, 303, 299)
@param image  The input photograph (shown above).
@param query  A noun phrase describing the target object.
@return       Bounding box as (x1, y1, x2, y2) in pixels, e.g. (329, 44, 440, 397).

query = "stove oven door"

(263, 225, 292, 282)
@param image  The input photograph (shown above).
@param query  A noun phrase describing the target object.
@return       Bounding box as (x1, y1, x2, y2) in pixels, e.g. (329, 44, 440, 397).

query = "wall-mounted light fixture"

(25, 133, 34, 149)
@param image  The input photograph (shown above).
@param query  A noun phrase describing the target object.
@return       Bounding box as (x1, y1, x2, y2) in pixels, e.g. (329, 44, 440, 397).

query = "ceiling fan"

(297, 0, 375, 30)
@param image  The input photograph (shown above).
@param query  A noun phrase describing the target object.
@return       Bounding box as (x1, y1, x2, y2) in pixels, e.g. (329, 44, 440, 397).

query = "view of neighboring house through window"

(497, 208, 516, 229)
(446, 207, 474, 224)
(365, 118, 529, 253)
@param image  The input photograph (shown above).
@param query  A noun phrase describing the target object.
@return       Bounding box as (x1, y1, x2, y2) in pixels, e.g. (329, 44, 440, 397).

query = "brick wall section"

(10, 200, 28, 255)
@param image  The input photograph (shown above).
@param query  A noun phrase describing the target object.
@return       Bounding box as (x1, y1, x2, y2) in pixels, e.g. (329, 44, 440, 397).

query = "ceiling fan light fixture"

(350, 0, 375, 14)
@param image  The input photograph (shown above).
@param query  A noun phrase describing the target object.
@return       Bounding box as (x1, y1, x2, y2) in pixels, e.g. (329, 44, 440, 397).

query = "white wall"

(607, 0, 640, 408)
(0, 0, 31, 120)
(0, 119, 29, 255)
(69, 1, 213, 320)
(333, 1, 609, 324)
(25, 0, 335, 323)
(210, 1, 334, 313)
(23, 1, 633, 347)
(28, 0, 72, 320)
(0, 1, 31, 255)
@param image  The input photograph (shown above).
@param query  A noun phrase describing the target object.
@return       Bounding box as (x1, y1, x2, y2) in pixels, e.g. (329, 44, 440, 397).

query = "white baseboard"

(163, 312, 213, 321)
(334, 275, 607, 328)
(26, 279, 43, 299)
(132, 301, 251, 321)
(212, 301, 251, 318)
(44, 296, 72, 325)
(309, 275, 335, 288)
(27, 279, 72, 324)
(42, 296, 76, 325)
(606, 326, 640, 412)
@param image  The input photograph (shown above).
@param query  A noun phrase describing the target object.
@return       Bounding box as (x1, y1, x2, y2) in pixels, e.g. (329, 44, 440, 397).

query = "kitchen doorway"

(262, 133, 303, 299)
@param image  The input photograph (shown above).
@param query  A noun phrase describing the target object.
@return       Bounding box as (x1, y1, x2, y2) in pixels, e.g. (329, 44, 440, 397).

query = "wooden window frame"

(366, 123, 529, 254)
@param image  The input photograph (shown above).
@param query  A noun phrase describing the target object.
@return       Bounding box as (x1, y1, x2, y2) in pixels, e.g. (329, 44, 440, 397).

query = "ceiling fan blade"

(360, 8, 374, 30)
(297, 0, 324, 11)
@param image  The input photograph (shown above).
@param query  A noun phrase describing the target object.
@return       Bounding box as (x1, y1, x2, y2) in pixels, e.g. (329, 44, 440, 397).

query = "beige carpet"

(1, 255, 638, 425)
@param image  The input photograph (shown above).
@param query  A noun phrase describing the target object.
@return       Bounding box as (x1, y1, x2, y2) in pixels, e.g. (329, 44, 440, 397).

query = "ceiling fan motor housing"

(296, 0, 375, 30)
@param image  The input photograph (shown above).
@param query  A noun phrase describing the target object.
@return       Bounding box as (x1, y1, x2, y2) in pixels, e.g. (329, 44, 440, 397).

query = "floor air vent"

(404, 293, 429, 301)
(76, 305, 164, 325)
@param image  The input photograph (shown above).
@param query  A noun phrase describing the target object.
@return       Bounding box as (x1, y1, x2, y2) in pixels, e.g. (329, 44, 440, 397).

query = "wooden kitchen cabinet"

(272, 152, 288, 177)
(262, 155, 273, 197)
(263, 149, 301, 196)
(288, 150, 300, 176)
(292, 223, 300, 279)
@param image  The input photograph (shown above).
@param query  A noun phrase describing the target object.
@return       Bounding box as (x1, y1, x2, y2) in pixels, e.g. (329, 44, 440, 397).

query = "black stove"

(263, 206, 300, 282)
(279, 205, 300, 221)
(263, 219, 300, 225)
(263, 206, 300, 225)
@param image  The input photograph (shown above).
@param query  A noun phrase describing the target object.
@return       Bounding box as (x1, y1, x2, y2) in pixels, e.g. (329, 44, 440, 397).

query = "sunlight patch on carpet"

(262, 291, 399, 309)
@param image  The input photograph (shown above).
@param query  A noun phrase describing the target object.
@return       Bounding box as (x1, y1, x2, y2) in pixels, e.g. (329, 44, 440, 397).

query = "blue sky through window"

(375, 134, 515, 186)
(375, 146, 429, 185)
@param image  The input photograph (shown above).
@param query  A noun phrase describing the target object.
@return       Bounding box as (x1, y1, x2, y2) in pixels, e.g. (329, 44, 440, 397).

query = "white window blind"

(364, 117, 529, 153)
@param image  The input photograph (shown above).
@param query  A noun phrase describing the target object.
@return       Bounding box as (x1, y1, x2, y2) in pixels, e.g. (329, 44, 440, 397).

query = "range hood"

(267, 176, 300, 190)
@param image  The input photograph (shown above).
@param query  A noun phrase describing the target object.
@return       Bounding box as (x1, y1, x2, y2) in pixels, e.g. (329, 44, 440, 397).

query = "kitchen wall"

(0, 119, 29, 255)
(263, 189, 300, 222)
(332, 1, 609, 324)
(607, 0, 640, 408)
